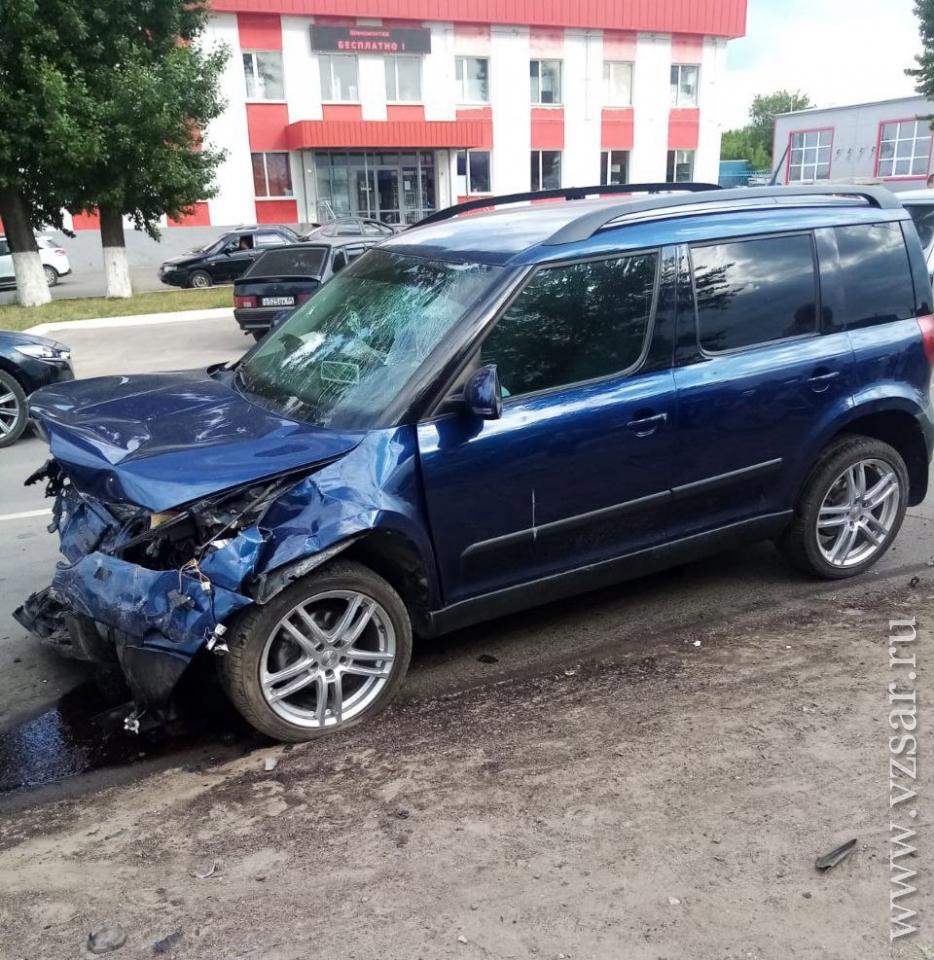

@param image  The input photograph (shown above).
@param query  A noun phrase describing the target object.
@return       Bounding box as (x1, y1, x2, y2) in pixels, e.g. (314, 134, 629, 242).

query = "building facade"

(772, 96, 934, 193)
(65, 0, 747, 231)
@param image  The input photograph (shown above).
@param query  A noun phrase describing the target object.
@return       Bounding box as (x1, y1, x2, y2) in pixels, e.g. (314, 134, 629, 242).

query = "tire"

(43, 265, 58, 287)
(188, 270, 213, 289)
(0, 369, 28, 448)
(219, 560, 412, 742)
(778, 436, 909, 579)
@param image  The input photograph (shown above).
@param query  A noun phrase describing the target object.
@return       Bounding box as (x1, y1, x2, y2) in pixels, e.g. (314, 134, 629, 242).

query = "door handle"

(626, 412, 668, 437)
(807, 369, 840, 393)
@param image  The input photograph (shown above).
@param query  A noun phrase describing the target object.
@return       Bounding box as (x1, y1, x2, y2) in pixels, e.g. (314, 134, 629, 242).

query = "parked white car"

(0, 234, 72, 289)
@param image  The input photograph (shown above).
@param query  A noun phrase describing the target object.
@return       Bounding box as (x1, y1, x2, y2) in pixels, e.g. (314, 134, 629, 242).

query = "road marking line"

(0, 508, 52, 522)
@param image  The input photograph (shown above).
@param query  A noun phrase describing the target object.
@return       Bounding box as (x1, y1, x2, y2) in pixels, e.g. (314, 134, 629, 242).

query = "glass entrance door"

(376, 168, 402, 225)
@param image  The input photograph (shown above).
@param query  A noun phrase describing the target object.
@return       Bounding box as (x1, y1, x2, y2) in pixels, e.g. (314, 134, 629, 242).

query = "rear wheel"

(219, 560, 412, 742)
(188, 270, 212, 289)
(43, 265, 58, 286)
(778, 436, 908, 579)
(0, 370, 28, 448)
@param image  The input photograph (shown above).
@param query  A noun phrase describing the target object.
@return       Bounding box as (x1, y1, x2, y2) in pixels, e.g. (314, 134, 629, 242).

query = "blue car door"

(670, 231, 855, 538)
(417, 247, 677, 606)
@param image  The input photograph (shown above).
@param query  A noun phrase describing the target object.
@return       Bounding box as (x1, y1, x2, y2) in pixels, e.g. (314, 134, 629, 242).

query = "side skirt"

(426, 511, 793, 637)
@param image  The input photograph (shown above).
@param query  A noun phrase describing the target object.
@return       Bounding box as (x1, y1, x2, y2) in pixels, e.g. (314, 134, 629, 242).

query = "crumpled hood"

(28, 370, 363, 512)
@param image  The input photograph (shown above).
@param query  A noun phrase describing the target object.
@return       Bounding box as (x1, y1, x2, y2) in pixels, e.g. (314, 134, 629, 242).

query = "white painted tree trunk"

(103, 245, 133, 298)
(13, 251, 52, 307)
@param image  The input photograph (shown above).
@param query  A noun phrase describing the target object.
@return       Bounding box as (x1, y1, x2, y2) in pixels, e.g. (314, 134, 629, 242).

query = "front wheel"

(188, 270, 212, 289)
(0, 370, 28, 447)
(219, 560, 412, 742)
(778, 436, 908, 579)
(43, 265, 59, 287)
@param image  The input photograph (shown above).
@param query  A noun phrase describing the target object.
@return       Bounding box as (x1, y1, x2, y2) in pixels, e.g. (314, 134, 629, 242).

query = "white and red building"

(71, 0, 748, 231)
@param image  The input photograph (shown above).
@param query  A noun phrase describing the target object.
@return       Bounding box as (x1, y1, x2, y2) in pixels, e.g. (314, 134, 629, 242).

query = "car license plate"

(262, 296, 295, 307)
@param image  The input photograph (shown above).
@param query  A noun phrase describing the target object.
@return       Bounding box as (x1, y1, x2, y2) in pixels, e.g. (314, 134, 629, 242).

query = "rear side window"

(243, 247, 328, 278)
(255, 232, 287, 247)
(0, 239, 9, 256)
(481, 253, 658, 397)
(692, 234, 818, 353)
(905, 204, 934, 250)
(834, 223, 916, 329)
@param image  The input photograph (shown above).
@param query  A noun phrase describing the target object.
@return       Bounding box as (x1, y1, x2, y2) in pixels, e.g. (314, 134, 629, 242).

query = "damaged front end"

(15, 460, 290, 720)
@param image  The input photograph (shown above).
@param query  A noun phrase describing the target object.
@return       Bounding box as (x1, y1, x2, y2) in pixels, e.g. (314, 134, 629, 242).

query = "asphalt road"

(3, 315, 934, 731)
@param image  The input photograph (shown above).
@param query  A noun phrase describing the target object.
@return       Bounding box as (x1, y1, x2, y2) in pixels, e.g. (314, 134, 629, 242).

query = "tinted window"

(243, 247, 328, 278)
(834, 223, 915, 329)
(692, 235, 818, 353)
(905, 204, 934, 250)
(363, 221, 391, 236)
(0, 239, 9, 256)
(481, 254, 657, 397)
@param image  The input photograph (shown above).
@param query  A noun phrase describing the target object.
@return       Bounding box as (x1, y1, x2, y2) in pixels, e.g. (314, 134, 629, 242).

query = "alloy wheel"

(816, 459, 901, 568)
(260, 590, 396, 731)
(0, 384, 21, 439)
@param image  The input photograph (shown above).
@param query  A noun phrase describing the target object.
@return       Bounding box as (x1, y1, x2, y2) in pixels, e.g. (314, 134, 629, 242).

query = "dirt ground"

(0, 578, 931, 960)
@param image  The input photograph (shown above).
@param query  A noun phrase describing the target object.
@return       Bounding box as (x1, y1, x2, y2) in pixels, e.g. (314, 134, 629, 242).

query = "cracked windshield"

(236, 249, 501, 428)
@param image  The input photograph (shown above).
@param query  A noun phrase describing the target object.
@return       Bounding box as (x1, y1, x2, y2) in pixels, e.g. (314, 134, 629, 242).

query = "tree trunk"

(100, 204, 132, 298)
(0, 187, 51, 307)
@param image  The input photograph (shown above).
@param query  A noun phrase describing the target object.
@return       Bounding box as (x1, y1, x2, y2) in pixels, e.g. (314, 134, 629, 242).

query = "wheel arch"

(0, 357, 29, 393)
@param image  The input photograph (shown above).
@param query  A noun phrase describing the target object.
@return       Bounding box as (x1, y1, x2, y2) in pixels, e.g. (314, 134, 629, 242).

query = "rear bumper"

(234, 307, 284, 333)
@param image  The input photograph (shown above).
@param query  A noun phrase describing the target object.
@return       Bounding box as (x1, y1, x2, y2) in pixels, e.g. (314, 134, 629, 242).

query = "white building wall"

(423, 24, 457, 121)
(203, 13, 255, 225)
(630, 33, 671, 183)
(695, 37, 726, 184)
(491, 26, 531, 194)
(282, 16, 322, 123)
(359, 56, 389, 121)
(563, 31, 603, 188)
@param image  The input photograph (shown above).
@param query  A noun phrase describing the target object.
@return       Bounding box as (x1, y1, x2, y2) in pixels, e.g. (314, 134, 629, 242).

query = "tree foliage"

(721, 90, 812, 167)
(908, 0, 934, 108)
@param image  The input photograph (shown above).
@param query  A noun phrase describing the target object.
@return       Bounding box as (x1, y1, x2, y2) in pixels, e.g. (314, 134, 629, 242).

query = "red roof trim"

(211, 1, 747, 38)
(286, 118, 487, 149)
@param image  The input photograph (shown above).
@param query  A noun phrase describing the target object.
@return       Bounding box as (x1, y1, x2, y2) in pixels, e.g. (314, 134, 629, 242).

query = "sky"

(723, 0, 923, 129)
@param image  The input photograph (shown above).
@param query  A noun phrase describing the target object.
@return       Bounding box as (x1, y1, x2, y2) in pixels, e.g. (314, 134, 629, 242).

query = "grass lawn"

(0, 287, 232, 332)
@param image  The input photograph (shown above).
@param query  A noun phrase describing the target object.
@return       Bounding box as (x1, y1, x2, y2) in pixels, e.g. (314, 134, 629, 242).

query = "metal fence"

(718, 169, 774, 189)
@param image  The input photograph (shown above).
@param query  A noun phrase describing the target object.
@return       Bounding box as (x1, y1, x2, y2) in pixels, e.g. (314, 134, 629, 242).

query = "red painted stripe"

(455, 106, 493, 148)
(286, 118, 487, 149)
(247, 102, 290, 150)
(72, 211, 101, 231)
(237, 12, 282, 49)
(322, 104, 364, 121)
(211, 0, 747, 38)
(531, 108, 564, 150)
(668, 107, 700, 149)
(255, 198, 299, 223)
(387, 105, 426, 122)
(671, 34, 703, 61)
(601, 108, 634, 150)
(169, 203, 211, 228)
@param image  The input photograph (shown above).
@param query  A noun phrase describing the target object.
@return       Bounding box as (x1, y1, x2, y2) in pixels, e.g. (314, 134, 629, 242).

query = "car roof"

(895, 189, 934, 203)
(381, 185, 913, 267)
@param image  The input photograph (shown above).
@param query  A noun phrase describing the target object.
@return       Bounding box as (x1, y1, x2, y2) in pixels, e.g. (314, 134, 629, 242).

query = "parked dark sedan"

(233, 238, 378, 339)
(158, 225, 302, 289)
(0, 330, 74, 447)
(302, 218, 398, 240)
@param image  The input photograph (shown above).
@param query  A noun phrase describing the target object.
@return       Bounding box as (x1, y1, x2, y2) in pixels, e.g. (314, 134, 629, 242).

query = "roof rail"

(542, 183, 902, 246)
(415, 182, 722, 227)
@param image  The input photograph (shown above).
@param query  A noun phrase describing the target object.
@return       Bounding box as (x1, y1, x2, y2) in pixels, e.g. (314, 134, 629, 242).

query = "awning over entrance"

(286, 119, 486, 151)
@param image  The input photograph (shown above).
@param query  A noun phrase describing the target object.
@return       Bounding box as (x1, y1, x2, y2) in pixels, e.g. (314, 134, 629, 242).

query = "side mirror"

(463, 364, 503, 420)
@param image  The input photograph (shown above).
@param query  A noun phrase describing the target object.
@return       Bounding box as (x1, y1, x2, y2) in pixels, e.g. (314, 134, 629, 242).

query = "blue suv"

(16, 184, 934, 742)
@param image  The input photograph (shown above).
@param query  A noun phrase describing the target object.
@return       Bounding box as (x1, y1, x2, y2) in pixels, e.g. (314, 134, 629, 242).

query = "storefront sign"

(310, 26, 431, 55)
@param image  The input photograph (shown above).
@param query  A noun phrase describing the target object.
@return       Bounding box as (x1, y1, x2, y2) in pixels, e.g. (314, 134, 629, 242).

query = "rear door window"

(481, 253, 658, 397)
(691, 234, 818, 353)
(905, 204, 934, 250)
(834, 222, 916, 329)
(255, 232, 287, 247)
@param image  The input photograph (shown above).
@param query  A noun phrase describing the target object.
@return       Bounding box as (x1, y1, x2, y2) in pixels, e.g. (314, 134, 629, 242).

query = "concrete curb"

(27, 307, 234, 336)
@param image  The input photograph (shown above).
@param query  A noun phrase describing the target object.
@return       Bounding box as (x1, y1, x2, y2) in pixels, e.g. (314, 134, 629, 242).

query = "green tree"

(908, 0, 934, 107)
(66, 1, 228, 297)
(721, 90, 812, 168)
(0, 1, 102, 306)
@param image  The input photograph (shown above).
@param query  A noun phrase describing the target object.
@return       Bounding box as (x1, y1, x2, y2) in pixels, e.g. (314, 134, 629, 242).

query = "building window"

(667, 149, 695, 182)
(601, 150, 629, 185)
(788, 129, 832, 182)
(456, 150, 492, 195)
(670, 64, 699, 107)
(603, 62, 633, 107)
(455, 57, 490, 103)
(531, 150, 561, 191)
(243, 51, 284, 100)
(385, 56, 421, 102)
(252, 152, 293, 198)
(530, 60, 562, 105)
(878, 120, 932, 178)
(319, 54, 358, 102)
